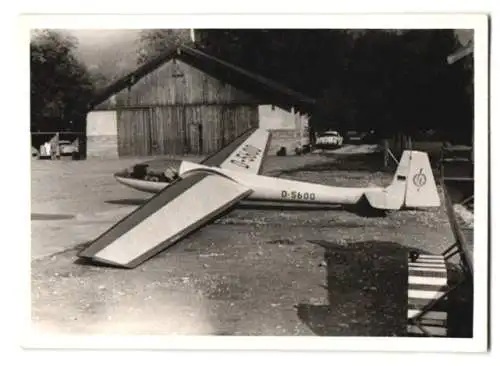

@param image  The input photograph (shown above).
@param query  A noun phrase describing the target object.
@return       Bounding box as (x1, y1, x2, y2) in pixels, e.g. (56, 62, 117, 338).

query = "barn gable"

(95, 59, 260, 110)
(90, 45, 315, 113)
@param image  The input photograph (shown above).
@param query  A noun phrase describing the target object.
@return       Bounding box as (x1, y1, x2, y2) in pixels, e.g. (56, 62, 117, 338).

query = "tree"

(196, 29, 356, 98)
(315, 29, 472, 143)
(136, 29, 193, 64)
(87, 68, 112, 91)
(133, 29, 473, 144)
(31, 30, 94, 132)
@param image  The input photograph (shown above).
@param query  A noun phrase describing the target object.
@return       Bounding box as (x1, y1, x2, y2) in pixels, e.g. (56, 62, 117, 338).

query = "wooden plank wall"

(98, 59, 259, 109)
(117, 105, 259, 156)
(153, 106, 185, 155)
(117, 109, 150, 156)
(193, 105, 258, 154)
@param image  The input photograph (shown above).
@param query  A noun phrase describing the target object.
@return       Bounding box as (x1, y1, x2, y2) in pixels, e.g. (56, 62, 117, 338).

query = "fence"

(406, 144, 474, 337)
(382, 137, 446, 170)
(439, 144, 474, 271)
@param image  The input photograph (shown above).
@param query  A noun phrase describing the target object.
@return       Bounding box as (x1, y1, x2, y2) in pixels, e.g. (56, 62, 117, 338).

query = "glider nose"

(114, 159, 183, 183)
(114, 168, 132, 179)
(113, 163, 149, 180)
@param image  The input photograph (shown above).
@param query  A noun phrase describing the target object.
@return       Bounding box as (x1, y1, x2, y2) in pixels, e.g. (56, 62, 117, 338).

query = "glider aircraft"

(79, 128, 440, 269)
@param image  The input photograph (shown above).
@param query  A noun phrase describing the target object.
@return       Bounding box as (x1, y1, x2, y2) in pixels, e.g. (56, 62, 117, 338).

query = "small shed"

(87, 45, 315, 158)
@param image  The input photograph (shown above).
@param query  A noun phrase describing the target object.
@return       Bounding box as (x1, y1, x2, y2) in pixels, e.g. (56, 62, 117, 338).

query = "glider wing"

(78, 172, 252, 268)
(201, 128, 271, 175)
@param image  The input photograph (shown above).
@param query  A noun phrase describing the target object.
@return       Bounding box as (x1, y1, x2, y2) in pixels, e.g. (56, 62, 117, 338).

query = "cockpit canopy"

(114, 158, 184, 183)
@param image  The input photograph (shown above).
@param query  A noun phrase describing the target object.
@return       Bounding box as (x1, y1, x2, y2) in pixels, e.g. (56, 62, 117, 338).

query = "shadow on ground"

(105, 198, 383, 219)
(31, 213, 75, 221)
(279, 152, 442, 178)
(296, 240, 408, 336)
(105, 199, 148, 206)
(280, 154, 390, 174)
(296, 240, 473, 337)
(445, 263, 474, 338)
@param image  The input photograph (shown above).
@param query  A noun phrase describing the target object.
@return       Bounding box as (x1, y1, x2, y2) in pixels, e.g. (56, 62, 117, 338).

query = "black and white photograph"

(22, 13, 489, 352)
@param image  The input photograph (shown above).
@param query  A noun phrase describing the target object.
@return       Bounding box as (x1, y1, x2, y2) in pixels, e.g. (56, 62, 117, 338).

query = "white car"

(315, 130, 344, 149)
(59, 140, 78, 155)
(58, 140, 79, 156)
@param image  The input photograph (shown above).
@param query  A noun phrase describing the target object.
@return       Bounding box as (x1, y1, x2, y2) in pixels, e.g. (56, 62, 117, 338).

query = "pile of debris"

(453, 203, 474, 229)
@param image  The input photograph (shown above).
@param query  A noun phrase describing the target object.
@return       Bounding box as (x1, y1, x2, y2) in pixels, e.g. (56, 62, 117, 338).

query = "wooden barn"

(86, 45, 315, 158)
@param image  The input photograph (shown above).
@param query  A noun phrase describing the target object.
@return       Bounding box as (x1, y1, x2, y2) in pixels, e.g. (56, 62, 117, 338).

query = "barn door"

(175, 106, 187, 155)
(117, 109, 151, 156)
(187, 122, 203, 155)
(184, 106, 203, 155)
(148, 108, 161, 156)
(151, 106, 186, 155)
(221, 106, 237, 146)
(199, 106, 223, 154)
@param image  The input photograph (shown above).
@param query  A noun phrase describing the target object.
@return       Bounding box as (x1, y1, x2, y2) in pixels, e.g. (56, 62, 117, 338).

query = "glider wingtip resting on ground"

(79, 170, 254, 268)
(79, 127, 440, 268)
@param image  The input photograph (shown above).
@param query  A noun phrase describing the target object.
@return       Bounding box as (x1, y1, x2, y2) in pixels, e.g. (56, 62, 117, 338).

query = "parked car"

(315, 130, 344, 149)
(345, 130, 364, 144)
(345, 130, 378, 144)
(58, 140, 79, 156)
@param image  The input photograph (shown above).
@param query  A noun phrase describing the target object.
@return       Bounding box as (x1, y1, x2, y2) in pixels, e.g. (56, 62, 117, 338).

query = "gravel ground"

(31, 155, 464, 337)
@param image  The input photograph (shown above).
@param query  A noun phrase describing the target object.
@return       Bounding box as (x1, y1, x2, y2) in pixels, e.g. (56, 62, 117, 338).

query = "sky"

(67, 28, 473, 48)
(67, 29, 141, 45)
(65, 30, 141, 77)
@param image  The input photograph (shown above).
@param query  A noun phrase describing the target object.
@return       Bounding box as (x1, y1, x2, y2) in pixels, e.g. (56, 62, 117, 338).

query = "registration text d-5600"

(281, 190, 316, 200)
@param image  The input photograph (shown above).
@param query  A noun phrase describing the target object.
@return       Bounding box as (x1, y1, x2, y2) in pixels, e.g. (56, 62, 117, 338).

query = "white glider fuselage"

(178, 161, 376, 207)
(115, 148, 441, 213)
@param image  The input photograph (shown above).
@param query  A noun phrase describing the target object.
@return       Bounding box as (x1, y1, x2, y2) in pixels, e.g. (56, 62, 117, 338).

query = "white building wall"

(258, 105, 310, 155)
(258, 105, 296, 130)
(86, 110, 119, 158)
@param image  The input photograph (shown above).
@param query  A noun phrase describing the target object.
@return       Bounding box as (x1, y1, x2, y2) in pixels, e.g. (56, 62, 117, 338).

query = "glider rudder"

(404, 151, 440, 208)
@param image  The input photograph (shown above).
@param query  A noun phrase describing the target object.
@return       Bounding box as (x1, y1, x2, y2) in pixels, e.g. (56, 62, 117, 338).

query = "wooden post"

(56, 132, 60, 159)
(439, 144, 445, 177)
(400, 133, 406, 154)
(198, 123, 203, 155)
(383, 139, 389, 168)
(49, 132, 59, 160)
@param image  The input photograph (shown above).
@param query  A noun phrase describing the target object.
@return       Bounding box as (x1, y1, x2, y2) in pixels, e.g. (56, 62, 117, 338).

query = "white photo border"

(18, 13, 489, 353)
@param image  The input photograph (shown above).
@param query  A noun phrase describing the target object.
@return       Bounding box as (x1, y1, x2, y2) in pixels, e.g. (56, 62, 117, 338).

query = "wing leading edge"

(201, 127, 271, 175)
(78, 172, 252, 268)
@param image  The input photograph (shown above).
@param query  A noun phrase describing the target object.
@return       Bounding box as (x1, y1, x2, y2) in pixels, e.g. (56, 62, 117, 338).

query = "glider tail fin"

(364, 150, 440, 211)
(403, 150, 440, 208)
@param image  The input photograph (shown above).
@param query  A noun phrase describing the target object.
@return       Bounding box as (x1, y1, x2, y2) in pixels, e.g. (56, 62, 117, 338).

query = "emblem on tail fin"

(404, 151, 440, 208)
(412, 168, 427, 189)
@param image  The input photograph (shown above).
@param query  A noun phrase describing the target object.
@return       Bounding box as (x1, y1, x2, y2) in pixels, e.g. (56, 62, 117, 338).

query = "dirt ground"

(31, 154, 464, 337)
